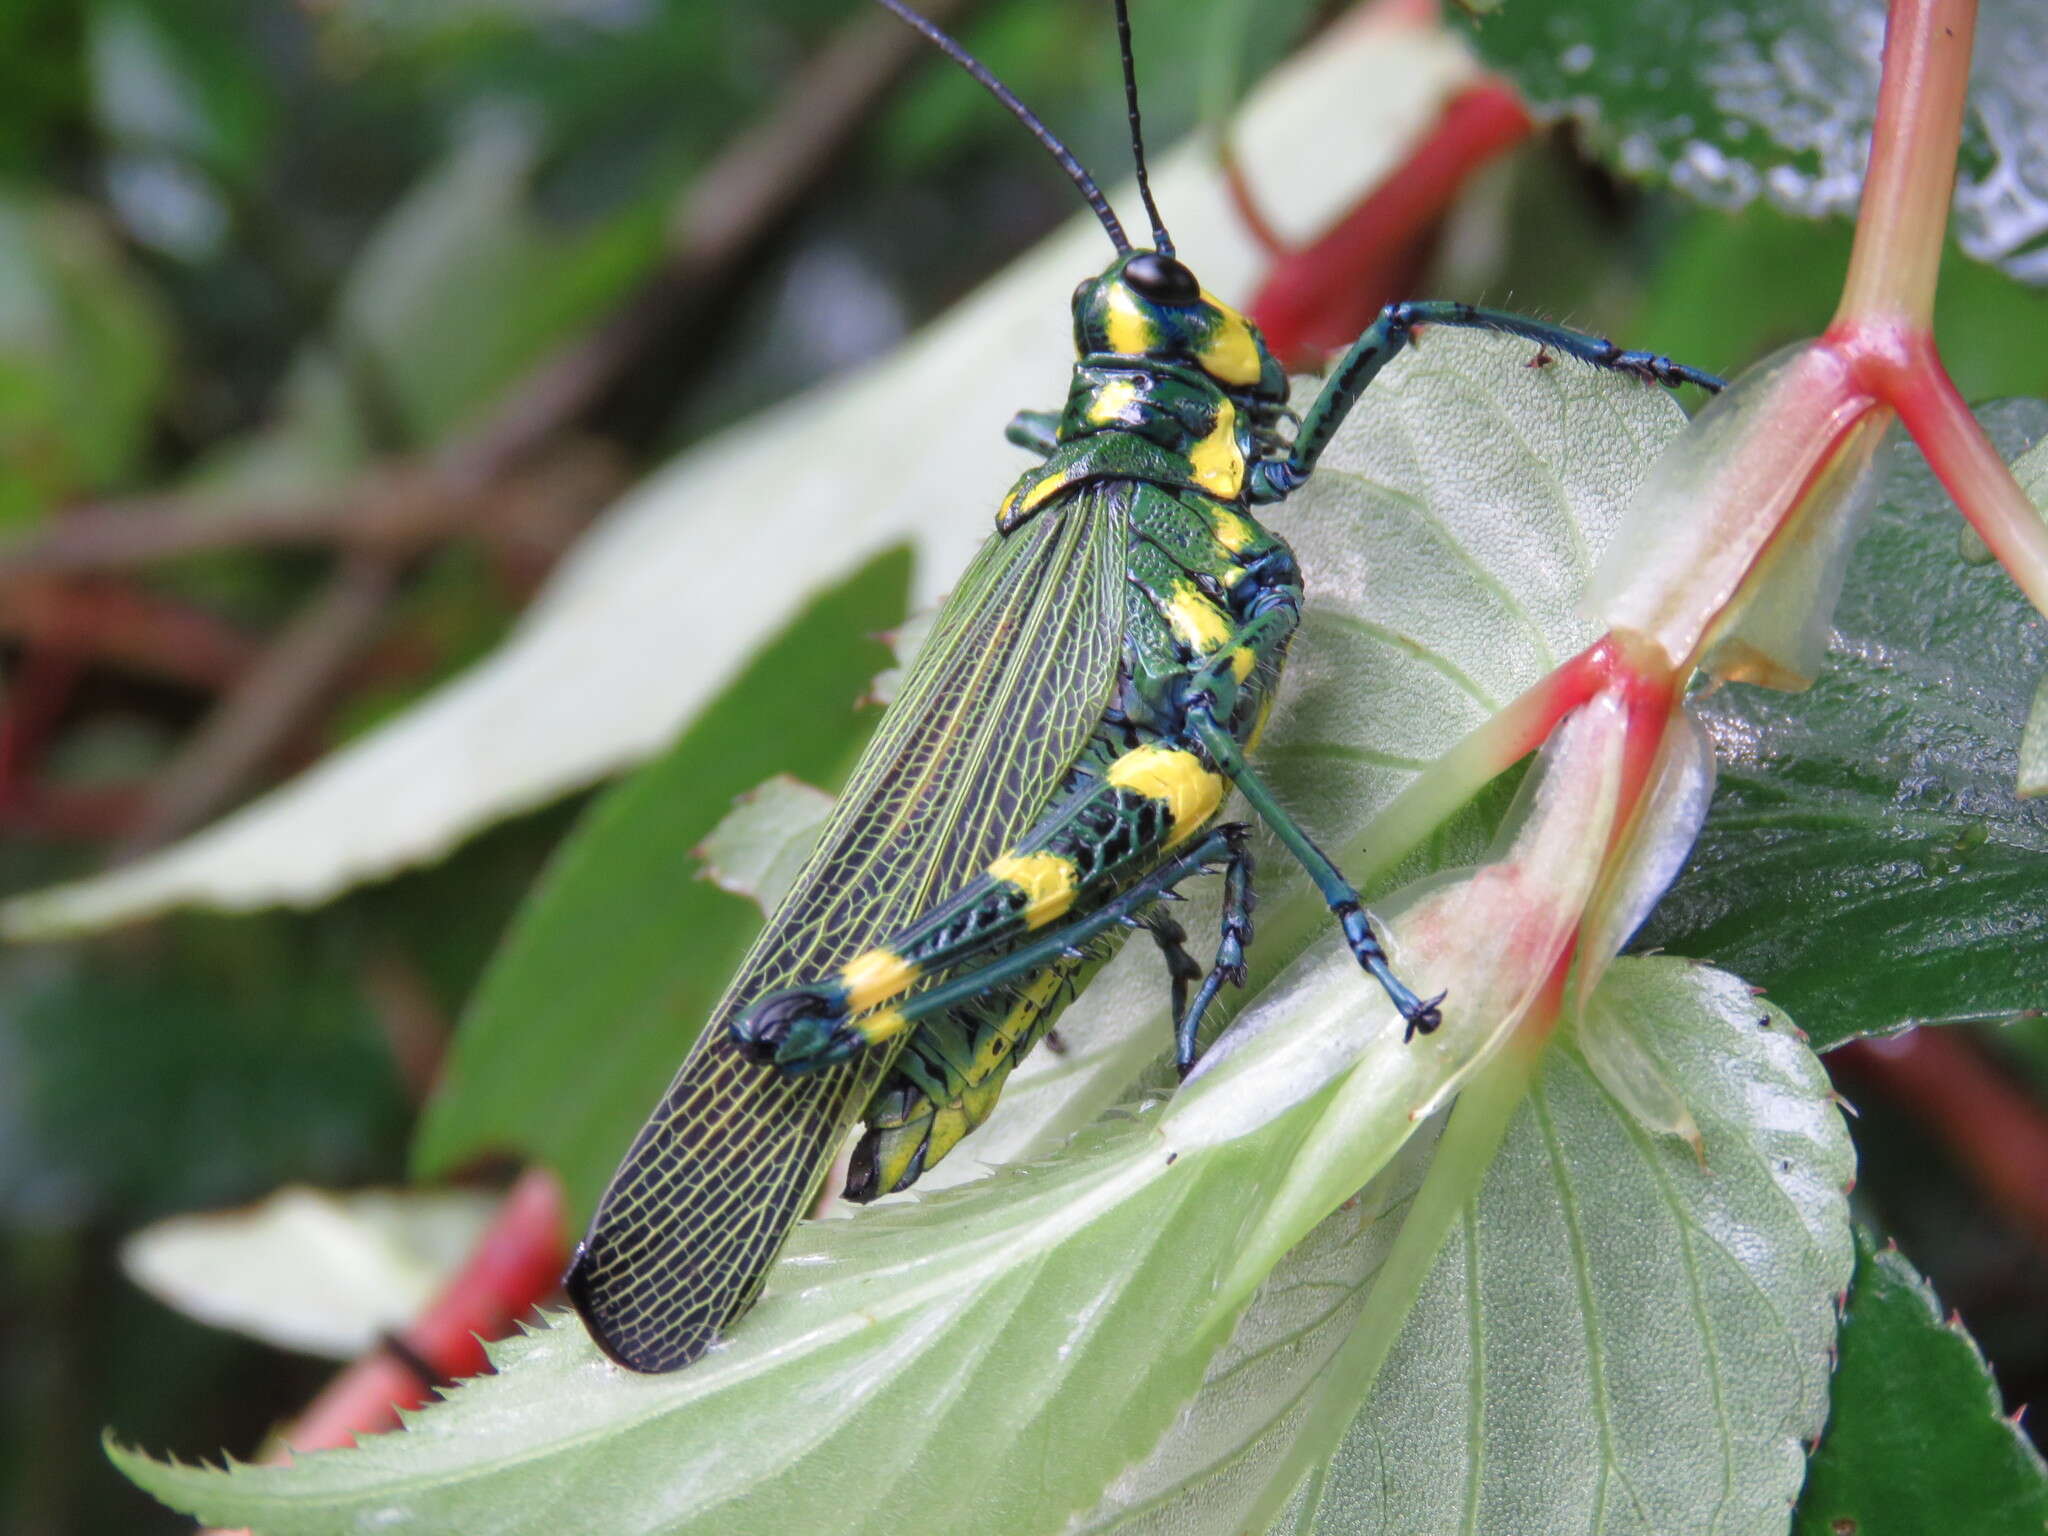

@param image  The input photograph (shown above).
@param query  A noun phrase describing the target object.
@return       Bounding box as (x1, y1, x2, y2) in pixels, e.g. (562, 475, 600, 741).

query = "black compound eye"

(1123, 251, 1201, 305)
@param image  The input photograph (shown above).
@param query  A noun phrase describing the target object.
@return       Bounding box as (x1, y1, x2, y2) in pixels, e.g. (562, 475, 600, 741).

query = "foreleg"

(1251, 302, 1723, 503)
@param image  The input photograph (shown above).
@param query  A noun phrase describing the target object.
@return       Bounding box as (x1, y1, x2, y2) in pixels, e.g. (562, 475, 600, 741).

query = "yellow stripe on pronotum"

(1086, 377, 1141, 427)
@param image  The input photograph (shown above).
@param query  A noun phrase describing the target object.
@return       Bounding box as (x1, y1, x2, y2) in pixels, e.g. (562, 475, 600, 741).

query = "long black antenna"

(872, 0, 1131, 254)
(1112, 0, 1172, 256)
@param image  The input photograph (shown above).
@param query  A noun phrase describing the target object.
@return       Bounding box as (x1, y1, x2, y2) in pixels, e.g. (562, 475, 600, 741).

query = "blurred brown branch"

(1, 0, 977, 850)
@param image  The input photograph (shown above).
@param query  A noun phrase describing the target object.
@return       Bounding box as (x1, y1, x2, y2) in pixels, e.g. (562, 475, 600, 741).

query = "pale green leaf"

(120, 1186, 497, 1359)
(108, 696, 1653, 1534)
(1082, 958, 1851, 1535)
(696, 775, 835, 915)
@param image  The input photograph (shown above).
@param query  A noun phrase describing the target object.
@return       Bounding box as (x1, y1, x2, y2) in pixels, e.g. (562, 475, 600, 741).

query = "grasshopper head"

(1072, 250, 1289, 408)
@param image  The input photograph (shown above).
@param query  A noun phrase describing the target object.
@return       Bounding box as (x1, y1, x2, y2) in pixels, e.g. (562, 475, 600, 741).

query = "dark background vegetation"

(0, 1, 2042, 1530)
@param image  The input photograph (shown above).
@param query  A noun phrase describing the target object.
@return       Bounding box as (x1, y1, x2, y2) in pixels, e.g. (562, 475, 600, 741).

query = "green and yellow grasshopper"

(567, 0, 1720, 1373)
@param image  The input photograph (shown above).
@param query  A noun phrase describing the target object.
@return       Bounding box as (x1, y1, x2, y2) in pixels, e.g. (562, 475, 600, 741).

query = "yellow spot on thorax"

(1105, 745, 1225, 845)
(1196, 294, 1263, 387)
(988, 850, 1079, 928)
(1000, 467, 1078, 528)
(842, 948, 919, 1012)
(1167, 581, 1234, 654)
(1104, 285, 1156, 356)
(1189, 398, 1245, 499)
(1208, 505, 1259, 555)
(1086, 377, 1141, 428)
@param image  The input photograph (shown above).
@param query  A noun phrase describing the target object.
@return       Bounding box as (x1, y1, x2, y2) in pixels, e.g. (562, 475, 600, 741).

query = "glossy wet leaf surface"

(1461, 0, 2048, 283)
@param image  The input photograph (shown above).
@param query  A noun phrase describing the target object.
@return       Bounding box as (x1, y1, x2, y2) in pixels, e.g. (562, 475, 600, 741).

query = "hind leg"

(1175, 837, 1255, 1076)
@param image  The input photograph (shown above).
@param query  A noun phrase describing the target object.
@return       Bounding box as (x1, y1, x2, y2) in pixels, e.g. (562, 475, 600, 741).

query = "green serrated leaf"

(1639, 401, 2048, 1049)
(1085, 958, 1852, 1534)
(1458, 0, 2048, 284)
(410, 551, 906, 1222)
(1794, 1229, 2048, 1535)
(104, 766, 1682, 1536)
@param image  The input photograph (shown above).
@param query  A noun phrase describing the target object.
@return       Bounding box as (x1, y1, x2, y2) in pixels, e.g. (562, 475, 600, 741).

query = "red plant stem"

(274, 1168, 568, 1454)
(1249, 79, 1533, 366)
(1840, 324, 2048, 617)
(1834, 0, 1976, 329)
(1822, 0, 2048, 617)
(0, 646, 84, 804)
(0, 783, 148, 842)
(1835, 1030, 2048, 1257)
(1, 576, 257, 693)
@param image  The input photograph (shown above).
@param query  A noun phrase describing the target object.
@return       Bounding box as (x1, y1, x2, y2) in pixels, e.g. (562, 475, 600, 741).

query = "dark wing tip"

(564, 1239, 721, 1374)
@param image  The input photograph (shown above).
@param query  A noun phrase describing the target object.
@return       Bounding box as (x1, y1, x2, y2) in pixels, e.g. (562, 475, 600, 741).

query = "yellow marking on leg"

(1105, 285, 1156, 356)
(1229, 647, 1256, 684)
(1188, 399, 1245, 499)
(842, 949, 919, 1012)
(853, 1005, 912, 1049)
(1167, 580, 1235, 655)
(1196, 295, 1263, 387)
(989, 850, 1080, 928)
(1106, 744, 1225, 845)
(1245, 694, 1275, 754)
(1086, 377, 1141, 427)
